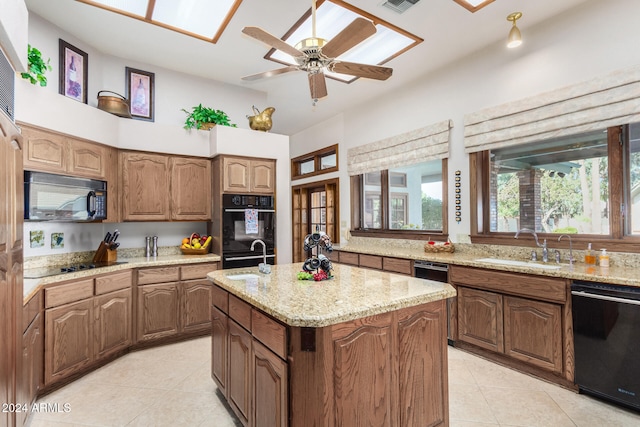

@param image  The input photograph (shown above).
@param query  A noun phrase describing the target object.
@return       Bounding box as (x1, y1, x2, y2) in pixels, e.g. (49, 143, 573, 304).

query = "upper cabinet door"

(22, 126, 67, 173)
(170, 157, 212, 221)
(68, 138, 107, 179)
(223, 157, 250, 193)
(250, 160, 275, 194)
(120, 152, 171, 221)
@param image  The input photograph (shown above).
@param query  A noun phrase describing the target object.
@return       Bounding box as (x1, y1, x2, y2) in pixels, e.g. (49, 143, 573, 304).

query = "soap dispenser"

(585, 243, 596, 265)
(599, 249, 610, 267)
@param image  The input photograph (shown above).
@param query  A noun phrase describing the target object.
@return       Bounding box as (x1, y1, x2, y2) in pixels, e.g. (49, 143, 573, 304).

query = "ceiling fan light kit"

(241, 1, 393, 103)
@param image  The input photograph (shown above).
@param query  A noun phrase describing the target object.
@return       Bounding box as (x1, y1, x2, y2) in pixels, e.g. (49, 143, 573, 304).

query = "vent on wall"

(0, 49, 14, 120)
(382, 0, 420, 14)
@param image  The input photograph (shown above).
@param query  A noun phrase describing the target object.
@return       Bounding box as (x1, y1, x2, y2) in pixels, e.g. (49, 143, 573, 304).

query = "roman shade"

(464, 65, 640, 153)
(347, 119, 452, 176)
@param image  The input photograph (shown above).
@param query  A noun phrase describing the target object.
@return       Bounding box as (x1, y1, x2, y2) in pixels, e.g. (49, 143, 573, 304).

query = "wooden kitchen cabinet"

(457, 286, 504, 353)
(450, 265, 569, 379)
(221, 155, 275, 194)
(94, 288, 132, 359)
(45, 298, 94, 385)
(211, 305, 228, 396)
(121, 151, 212, 221)
(19, 312, 43, 427)
(252, 340, 288, 427)
(21, 124, 109, 180)
(182, 279, 212, 333)
(120, 151, 171, 221)
(136, 263, 217, 343)
(211, 284, 288, 427)
(228, 319, 252, 426)
(170, 156, 212, 220)
(137, 282, 180, 342)
(504, 295, 563, 373)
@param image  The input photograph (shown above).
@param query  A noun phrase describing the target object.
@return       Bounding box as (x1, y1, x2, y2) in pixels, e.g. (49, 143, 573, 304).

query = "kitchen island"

(208, 263, 456, 427)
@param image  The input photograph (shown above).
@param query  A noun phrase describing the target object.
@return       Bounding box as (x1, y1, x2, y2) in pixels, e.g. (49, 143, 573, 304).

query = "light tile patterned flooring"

(27, 337, 640, 426)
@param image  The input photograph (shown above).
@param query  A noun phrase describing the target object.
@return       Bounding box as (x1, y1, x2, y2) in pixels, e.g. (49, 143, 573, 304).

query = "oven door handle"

(224, 208, 275, 213)
(225, 254, 275, 261)
(414, 264, 449, 272)
(571, 290, 640, 306)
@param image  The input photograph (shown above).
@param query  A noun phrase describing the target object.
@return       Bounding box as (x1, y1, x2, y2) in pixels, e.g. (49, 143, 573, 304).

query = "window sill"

(351, 229, 449, 241)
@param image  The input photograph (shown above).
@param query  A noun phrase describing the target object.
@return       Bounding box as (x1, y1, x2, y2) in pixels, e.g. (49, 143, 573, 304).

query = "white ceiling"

(24, 0, 591, 135)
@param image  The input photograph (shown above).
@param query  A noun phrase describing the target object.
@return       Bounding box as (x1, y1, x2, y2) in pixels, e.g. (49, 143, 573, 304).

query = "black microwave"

(24, 171, 107, 221)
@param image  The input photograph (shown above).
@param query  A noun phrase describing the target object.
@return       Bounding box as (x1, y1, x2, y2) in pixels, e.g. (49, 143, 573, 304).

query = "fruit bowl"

(180, 246, 210, 255)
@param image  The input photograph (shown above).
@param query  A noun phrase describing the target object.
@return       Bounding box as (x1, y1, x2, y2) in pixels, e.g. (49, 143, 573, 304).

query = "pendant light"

(506, 12, 522, 48)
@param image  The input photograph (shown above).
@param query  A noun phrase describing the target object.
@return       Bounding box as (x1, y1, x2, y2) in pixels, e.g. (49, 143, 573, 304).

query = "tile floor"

(27, 337, 640, 426)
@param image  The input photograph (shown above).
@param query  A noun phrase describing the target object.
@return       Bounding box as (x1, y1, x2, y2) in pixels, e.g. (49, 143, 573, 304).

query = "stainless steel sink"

(225, 273, 260, 280)
(475, 258, 563, 270)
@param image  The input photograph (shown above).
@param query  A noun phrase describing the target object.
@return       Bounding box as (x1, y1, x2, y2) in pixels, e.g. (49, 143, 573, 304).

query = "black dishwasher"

(572, 281, 640, 411)
(414, 261, 453, 345)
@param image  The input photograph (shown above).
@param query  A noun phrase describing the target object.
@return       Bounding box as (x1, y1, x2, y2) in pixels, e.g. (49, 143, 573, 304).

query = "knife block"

(93, 242, 117, 263)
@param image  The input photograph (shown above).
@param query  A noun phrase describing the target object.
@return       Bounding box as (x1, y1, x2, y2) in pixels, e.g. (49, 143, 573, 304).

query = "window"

(471, 122, 640, 252)
(352, 159, 446, 237)
(291, 144, 338, 180)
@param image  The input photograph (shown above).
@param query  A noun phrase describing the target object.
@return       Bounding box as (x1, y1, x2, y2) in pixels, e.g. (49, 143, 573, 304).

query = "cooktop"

(24, 261, 128, 279)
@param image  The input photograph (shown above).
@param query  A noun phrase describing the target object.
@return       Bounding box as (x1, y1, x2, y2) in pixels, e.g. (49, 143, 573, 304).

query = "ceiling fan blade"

(321, 17, 376, 59)
(309, 72, 328, 100)
(330, 61, 393, 80)
(242, 66, 299, 81)
(242, 26, 303, 58)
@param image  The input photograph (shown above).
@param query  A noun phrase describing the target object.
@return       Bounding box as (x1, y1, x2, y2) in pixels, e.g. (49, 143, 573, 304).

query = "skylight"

(268, 0, 422, 83)
(452, 0, 495, 13)
(76, 0, 242, 43)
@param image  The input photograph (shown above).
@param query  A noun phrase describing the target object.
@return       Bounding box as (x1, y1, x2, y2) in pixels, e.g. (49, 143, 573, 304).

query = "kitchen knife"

(112, 229, 119, 242)
(104, 232, 112, 243)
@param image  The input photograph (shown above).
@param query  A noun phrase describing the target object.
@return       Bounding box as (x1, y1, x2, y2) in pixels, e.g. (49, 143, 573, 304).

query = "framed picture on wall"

(125, 67, 155, 121)
(58, 39, 88, 103)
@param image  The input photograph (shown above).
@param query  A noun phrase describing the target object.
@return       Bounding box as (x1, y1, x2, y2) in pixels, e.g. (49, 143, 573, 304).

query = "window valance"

(464, 65, 640, 153)
(347, 119, 452, 176)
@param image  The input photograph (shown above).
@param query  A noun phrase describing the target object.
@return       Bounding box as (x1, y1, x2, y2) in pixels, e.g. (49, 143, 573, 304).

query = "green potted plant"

(21, 44, 52, 86)
(181, 104, 237, 130)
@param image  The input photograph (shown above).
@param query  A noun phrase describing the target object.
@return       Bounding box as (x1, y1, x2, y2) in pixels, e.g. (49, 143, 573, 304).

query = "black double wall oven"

(222, 194, 275, 269)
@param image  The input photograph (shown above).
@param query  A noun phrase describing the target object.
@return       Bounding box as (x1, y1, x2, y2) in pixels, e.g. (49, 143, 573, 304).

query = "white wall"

(0, 0, 28, 71)
(19, 12, 292, 263)
(291, 0, 640, 243)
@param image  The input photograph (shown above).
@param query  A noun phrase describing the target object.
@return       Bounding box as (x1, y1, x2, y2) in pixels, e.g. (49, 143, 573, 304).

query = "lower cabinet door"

(182, 280, 212, 333)
(45, 299, 94, 385)
(252, 340, 287, 427)
(95, 288, 132, 359)
(211, 306, 228, 396)
(228, 319, 251, 426)
(18, 313, 44, 426)
(504, 295, 563, 373)
(457, 286, 504, 353)
(137, 283, 179, 342)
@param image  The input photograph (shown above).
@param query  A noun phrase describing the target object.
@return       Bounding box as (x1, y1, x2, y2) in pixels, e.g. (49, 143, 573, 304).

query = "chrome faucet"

(557, 234, 575, 265)
(515, 228, 548, 262)
(250, 239, 271, 274)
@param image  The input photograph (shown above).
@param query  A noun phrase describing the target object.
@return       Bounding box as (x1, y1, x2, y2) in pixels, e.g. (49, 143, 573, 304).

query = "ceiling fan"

(241, 1, 393, 102)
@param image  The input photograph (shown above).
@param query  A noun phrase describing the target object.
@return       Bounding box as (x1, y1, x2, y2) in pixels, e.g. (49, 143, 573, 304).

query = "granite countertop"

(23, 253, 221, 302)
(208, 263, 456, 328)
(336, 242, 640, 289)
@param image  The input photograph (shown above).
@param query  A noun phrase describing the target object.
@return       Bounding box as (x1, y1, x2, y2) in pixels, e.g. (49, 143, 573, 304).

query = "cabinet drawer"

(339, 252, 359, 266)
(229, 294, 251, 331)
(23, 290, 43, 332)
(359, 254, 382, 270)
(252, 309, 286, 360)
(450, 265, 567, 303)
(181, 262, 218, 280)
(212, 285, 228, 313)
(45, 278, 94, 308)
(137, 267, 180, 285)
(95, 270, 132, 295)
(383, 257, 412, 275)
